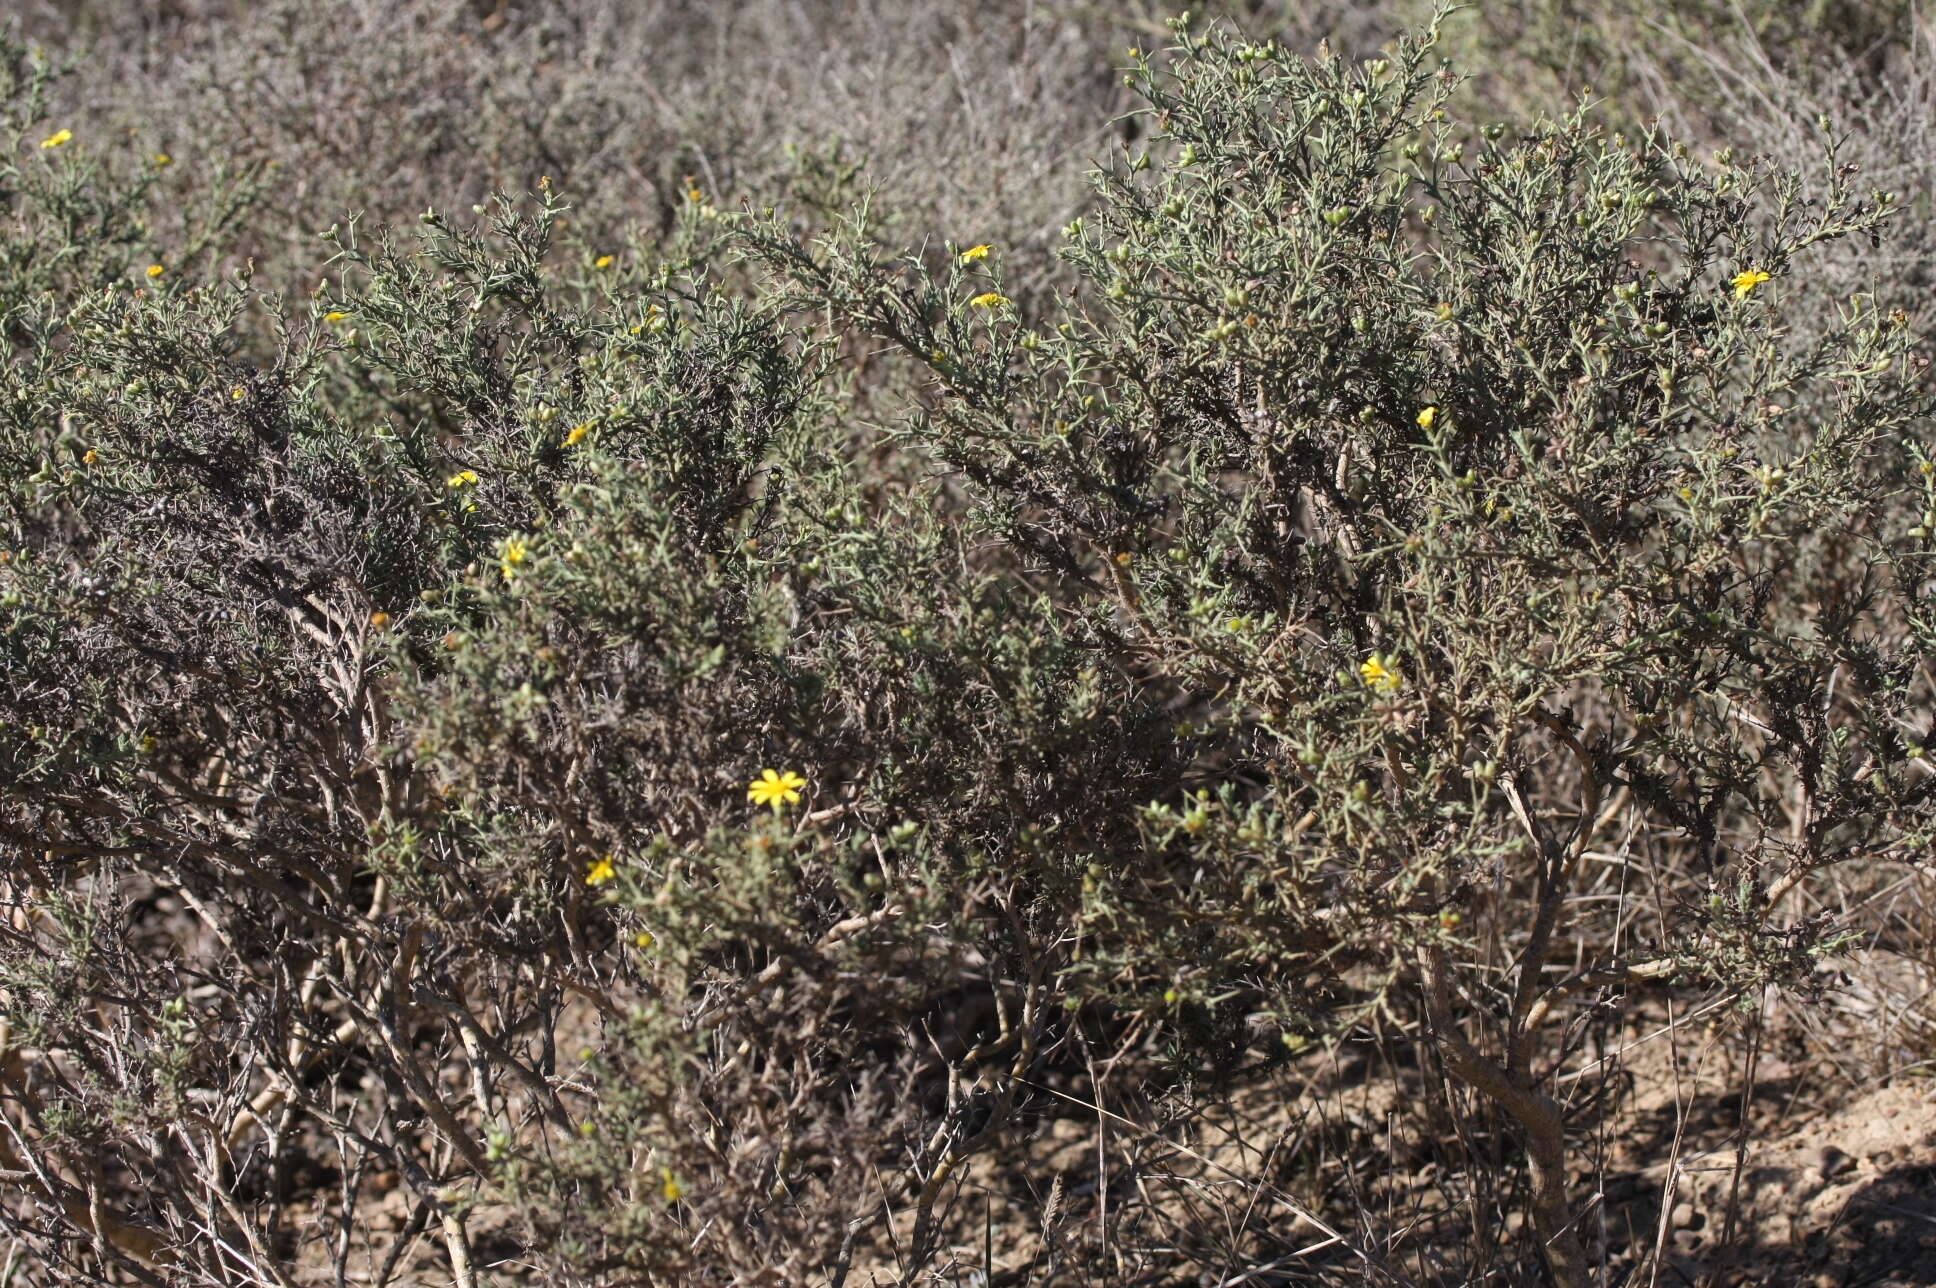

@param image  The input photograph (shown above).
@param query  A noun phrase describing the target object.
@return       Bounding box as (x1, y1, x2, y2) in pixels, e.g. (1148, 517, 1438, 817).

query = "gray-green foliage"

(1, 7, 1933, 1286)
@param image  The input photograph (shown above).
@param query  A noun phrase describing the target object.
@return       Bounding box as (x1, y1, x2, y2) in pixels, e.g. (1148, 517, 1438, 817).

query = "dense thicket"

(3, 3, 1934, 1284)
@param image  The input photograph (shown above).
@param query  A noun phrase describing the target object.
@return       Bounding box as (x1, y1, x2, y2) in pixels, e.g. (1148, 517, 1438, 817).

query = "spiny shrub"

(1, 9, 1932, 1287)
(0, 40, 1176, 1281)
(745, 9, 1934, 1282)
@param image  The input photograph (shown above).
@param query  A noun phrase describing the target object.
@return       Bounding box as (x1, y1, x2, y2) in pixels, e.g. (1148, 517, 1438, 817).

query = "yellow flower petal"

(40, 129, 73, 149)
(960, 243, 992, 263)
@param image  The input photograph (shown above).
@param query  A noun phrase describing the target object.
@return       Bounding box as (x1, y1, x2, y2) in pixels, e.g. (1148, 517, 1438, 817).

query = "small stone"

(1818, 1146, 1855, 1181)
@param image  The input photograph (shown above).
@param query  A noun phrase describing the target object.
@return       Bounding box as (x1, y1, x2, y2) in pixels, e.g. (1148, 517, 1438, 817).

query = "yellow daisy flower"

(969, 292, 1009, 309)
(747, 768, 807, 810)
(500, 538, 529, 579)
(1416, 406, 1438, 429)
(446, 470, 479, 488)
(594, 254, 614, 269)
(960, 243, 993, 263)
(40, 129, 73, 149)
(1732, 269, 1771, 299)
(563, 422, 590, 447)
(1359, 654, 1402, 693)
(146, 264, 165, 279)
(586, 855, 616, 886)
